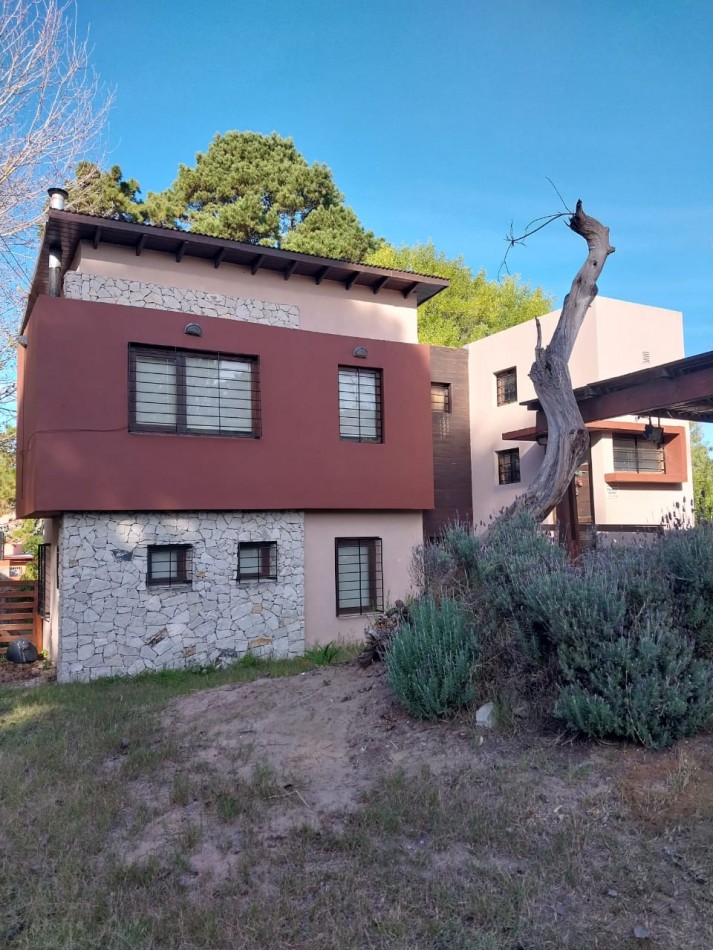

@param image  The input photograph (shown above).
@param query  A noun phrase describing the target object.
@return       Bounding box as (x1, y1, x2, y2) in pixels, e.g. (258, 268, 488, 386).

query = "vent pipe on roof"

(47, 187, 68, 211)
(48, 243, 62, 297)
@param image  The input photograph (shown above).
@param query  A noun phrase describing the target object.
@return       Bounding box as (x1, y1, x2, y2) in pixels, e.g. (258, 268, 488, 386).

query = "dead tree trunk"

(495, 201, 615, 526)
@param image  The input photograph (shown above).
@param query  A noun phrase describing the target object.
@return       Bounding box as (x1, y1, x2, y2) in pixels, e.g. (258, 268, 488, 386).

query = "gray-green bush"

(386, 595, 477, 720)
(662, 523, 713, 657)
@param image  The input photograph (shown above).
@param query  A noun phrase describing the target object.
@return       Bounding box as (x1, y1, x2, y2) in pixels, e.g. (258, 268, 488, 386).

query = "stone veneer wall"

(63, 272, 300, 328)
(57, 511, 304, 682)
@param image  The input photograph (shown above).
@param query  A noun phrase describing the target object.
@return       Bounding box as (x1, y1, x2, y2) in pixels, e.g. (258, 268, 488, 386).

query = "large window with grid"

(495, 367, 518, 406)
(147, 545, 193, 587)
(335, 538, 383, 615)
(129, 345, 259, 436)
(612, 435, 665, 474)
(497, 448, 521, 484)
(338, 367, 382, 442)
(237, 542, 277, 582)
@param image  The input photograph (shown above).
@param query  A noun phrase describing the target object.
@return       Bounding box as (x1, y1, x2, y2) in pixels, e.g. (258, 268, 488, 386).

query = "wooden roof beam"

(135, 234, 148, 256)
(372, 276, 389, 295)
(402, 281, 419, 299)
(345, 270, 360, 291)
(92, 227, 102, 249)
(315, 265, 330, 285)
(176, 240, 189, 263)
(284, 259, 298, 281)
(213, 248, 225, 269)
(250, 253, 264, 275)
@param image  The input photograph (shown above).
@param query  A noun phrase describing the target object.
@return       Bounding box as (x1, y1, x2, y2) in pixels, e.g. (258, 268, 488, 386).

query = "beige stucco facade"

(304, 512, 423, 646)
(467, 297, 692, 529)
(69, 242, 420, 343)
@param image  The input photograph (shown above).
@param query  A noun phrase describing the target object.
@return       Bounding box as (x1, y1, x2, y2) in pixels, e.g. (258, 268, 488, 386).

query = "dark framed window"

(495, 367, 518, 406)
(613, 436, 665, 474)
(335, 538, 383, 615)
(237, 542, 277, 581)
(129, 345, 260, 437)
(497, 448, 521, 485)
(147, 544, 193, 587)
(431, 382, 451, 413)
(37, 543, 50, 620)
(338, 367, 382, 442)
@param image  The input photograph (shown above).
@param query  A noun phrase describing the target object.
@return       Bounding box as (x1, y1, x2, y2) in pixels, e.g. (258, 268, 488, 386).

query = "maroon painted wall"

(17, 296, 434, 517)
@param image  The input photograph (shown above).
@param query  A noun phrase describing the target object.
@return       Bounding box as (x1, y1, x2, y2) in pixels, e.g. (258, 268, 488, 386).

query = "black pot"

(6, 640, 38, 664)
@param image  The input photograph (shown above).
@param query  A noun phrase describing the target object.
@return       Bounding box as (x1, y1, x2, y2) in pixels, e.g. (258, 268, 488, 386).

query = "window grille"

(147, 544, 193, 587)
(495, 368, 518, 406)
(335, 538, 383, 615)
(613, 436, 665, 474)
(37, 543, 50, 619)
(237, 542, 277, 581)
(338, 367, 383, 442)
(430, 383, 451, 413)
(129, 345, 260, 437)
(497, 448, 521, 484)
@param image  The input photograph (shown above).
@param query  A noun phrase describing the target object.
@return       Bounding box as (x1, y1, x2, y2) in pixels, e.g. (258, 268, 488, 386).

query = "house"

(466, 298, 692, 537)
(17, 194, 692, 681)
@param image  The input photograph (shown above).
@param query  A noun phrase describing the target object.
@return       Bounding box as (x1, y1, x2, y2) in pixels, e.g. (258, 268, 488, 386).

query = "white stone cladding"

(57, 511, 305, 682)
(63, 271, 300, 328)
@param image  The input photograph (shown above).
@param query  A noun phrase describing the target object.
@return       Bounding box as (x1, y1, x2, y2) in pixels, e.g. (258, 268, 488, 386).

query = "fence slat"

(0, 581, 42, 656)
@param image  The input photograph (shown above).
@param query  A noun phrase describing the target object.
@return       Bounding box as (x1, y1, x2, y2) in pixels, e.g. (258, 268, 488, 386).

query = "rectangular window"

(37, 543, 50, 620)
(338, 367, 382, 442)
(431, 382, 451, 413)
(237, 542, 277, 581)
(147, 544, 193, 587)
(495, 368, 518, 406)
(129, 345, 259, 436)
(335, 538, 383, 615)
(613, 436, 665, 474)
(497, 448, 521, 484)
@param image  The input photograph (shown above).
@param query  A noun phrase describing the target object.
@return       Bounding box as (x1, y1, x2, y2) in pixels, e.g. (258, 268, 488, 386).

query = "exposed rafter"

(345, 271, 360, 291)
(372, 276, 389, 295)
(213, 248, 225, 269)
(315, 265, 330, 285)
(176, 240, 189, 263)
(92, 227, 101, 250)
(402, 281, 419, 299)
(284, 260, 298, 281)
(135, 234, 147, 256)
(250, 253, 264, 275)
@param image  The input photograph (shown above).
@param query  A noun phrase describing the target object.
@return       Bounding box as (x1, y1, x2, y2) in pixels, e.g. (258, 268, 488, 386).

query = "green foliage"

(365, 241, 553, 346)
(662, 523, 713, 656)
(11, 518, 43, 578)
(691, 422, 713, 522)
(144, 131, 375, 258)
(66, 162, 145, 221)
(0, 426, 15, 513)
(303, 641, 340, 667)
(386, 596, 477, 720)
(554, 611, 713, 750)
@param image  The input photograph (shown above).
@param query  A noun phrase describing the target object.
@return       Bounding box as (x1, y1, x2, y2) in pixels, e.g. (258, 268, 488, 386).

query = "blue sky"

(77, 0, 712, 356)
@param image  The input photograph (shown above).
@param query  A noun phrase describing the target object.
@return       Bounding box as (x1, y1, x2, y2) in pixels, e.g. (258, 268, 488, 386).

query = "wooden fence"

(0, 581, 42, 656)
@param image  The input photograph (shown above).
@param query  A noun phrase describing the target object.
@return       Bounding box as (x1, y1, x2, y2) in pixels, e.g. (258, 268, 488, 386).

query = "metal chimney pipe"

(47, 187, 68, 211)
(48, 243, 62, 297)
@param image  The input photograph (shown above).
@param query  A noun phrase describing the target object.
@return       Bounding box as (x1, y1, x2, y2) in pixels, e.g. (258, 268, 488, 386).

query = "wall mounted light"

(17, 336, 28, 349)
(643, 417, 664, 445)
(184, 322, 202, 337)
(353, 346, 368, 359)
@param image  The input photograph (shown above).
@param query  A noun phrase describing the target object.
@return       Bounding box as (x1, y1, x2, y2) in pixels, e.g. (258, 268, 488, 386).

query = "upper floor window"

(497, 448, 521, 484)
(613, 435, 665, 474)
(495, 367, 518, 406)
(147, 544, 193, 587)
(338, 367, 382, 442)
(431, 383, 451, 413)
(335, 537, 383, 615)
(237, 542, 277, 582)
(129, 345, 259, 437)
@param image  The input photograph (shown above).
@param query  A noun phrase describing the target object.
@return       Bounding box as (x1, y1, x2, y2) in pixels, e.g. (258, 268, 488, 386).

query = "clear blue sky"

(77, 0, 712, 356)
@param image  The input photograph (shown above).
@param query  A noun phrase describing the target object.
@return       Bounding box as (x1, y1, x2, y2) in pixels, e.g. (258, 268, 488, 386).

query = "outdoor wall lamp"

(353, 346, 368, 358)
(643, 417, 664, 445)
(184, 323, 202, 337)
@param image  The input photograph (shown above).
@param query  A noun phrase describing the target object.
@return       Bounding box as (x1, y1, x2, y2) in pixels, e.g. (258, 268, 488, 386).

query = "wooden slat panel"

(0, 581, 42, 655)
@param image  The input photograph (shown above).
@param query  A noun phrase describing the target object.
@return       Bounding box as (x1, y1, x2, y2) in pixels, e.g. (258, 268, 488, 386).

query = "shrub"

(386, 596, 477, 720)
(554, 610, 713, 749)
(661, 523, 713, 657)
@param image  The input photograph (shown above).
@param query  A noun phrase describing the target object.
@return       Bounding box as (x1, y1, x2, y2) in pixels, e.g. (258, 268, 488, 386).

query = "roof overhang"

(23, 210, 450, 329)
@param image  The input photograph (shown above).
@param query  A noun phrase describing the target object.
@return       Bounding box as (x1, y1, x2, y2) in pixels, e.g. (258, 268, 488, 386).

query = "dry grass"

(0, 657, 711, 948)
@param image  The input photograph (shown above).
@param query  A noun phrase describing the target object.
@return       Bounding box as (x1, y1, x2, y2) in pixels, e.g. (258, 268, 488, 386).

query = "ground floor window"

(612, 435, 665, 474)
(237, 541, 277, 581)
(147, 544, 193, 587)
(335, 537, 383, 615)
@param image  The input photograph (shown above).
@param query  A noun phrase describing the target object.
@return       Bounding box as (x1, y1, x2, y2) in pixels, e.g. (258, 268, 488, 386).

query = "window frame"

(335, 537, 383, 616)
(338, 366, 383, 443)
(37, 543, 50, 620)
(237, 541, 278, 582)
(497, 448, 521, 485)
(129, 345, 261, 438)
(430, 382, 451, 413)
(146, 544, 193, 588)
(495, 367, 518, 407)
(612, 435, 666, 474)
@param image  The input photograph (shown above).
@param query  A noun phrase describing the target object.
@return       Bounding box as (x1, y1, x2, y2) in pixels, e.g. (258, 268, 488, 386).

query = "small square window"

(431, 383, 451, 413)
(495, 368, 518, 406)
(147, 544, 193, 587)
(237, 542, 277, 581)
(338, 367, 382, 442)
(497, 448, 521, 485)
(335, 538, 383, 615)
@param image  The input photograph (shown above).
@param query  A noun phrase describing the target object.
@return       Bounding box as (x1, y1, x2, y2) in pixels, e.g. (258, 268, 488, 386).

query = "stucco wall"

(57, 511, 304, 682)
(70, 242, 419, 343)
(64, 271, 300, 328)
(304, 511, 423, 646)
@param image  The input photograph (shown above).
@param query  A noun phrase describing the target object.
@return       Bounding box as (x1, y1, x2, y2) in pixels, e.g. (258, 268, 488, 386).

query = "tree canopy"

(66, 162, 145, 222)
(691, 423, 713, 522)
(366, 241, 554, 346)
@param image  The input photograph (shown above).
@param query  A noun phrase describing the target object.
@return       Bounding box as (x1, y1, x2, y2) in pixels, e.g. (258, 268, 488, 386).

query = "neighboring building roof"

(24, 209, 450, 328)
